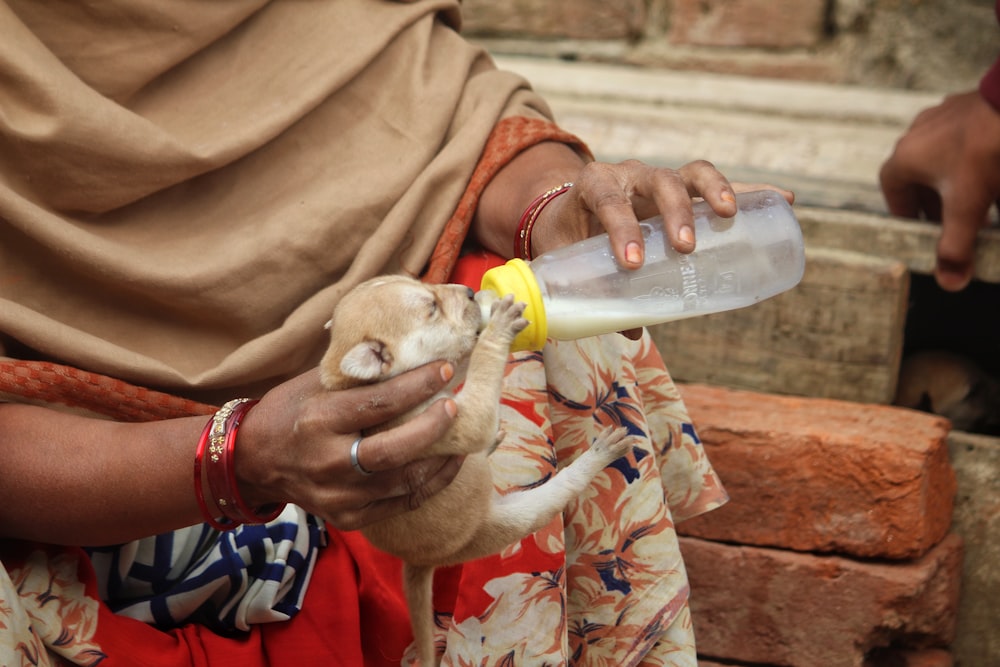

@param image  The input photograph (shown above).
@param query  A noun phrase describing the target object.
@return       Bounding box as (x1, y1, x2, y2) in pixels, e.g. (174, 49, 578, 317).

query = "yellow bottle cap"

(480, 258, 548, 352)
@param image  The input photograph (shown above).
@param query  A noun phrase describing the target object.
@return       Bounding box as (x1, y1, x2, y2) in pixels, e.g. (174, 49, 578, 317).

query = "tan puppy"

(895, 349, 1000, 435)
(320, 275, 631, 666)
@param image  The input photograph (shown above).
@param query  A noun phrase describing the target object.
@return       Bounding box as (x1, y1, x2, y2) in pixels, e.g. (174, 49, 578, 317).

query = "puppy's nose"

(465, 287, 475, 300)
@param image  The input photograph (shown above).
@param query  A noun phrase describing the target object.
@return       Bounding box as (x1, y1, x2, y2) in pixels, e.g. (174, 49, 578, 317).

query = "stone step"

(493, 55, 942, 213)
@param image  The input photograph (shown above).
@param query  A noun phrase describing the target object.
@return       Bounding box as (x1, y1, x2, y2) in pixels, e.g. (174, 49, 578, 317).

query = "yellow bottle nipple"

(479, 258, 548, 352)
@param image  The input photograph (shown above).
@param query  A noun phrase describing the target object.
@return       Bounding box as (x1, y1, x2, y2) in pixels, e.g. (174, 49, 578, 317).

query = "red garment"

(1, 530, 412, 667)
(979, 0, 1000, 110)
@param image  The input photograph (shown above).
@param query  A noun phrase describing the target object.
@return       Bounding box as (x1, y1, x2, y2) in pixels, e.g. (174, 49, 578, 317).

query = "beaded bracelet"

(194, 398, 286, 530)
(514, 182, 573, 261)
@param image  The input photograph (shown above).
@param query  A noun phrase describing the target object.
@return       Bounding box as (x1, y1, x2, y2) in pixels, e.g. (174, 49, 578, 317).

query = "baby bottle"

(478, 189, 805, 352)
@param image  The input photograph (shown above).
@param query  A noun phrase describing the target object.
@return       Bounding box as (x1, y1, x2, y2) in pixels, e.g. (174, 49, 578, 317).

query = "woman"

(0, 1, 779, 664)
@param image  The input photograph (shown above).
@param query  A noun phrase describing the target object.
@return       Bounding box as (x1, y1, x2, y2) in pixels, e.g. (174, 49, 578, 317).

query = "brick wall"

(463, 0, 999, 93)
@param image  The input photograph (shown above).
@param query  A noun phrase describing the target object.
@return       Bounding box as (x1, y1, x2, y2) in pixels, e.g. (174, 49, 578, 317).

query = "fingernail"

(440, 362, 454, 382)
(679, 226, 695, 246)
(721, 190, 736, 203)
(625, 242, 642, 265)
(936, 264, 973, 292)
(444, 398, 458, 418)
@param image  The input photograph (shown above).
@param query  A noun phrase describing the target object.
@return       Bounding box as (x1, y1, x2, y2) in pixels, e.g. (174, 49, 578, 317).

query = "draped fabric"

(0, 1, 728, 664)
(0, 0, 560, 400)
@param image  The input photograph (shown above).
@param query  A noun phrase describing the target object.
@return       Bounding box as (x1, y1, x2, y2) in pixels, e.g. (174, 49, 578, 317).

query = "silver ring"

(350, 436, 373, 476)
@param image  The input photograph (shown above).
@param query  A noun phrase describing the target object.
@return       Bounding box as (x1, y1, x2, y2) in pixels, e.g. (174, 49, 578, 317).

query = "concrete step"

(493, 55, 944, 213)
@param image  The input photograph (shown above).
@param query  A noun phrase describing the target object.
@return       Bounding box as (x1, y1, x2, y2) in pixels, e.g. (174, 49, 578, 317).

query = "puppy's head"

(320, 275, 481, 390)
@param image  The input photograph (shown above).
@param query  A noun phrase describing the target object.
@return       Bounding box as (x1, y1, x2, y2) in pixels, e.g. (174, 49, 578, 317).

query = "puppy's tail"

(403, 563, 438, 667)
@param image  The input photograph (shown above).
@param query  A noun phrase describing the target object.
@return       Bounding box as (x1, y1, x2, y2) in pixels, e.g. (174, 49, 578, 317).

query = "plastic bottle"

(478, 189, 805, 352)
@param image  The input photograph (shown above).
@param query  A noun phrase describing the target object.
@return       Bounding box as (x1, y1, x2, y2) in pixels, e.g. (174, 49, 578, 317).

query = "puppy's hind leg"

(403, 563, 440, 667)
(449, 426, 631, 563)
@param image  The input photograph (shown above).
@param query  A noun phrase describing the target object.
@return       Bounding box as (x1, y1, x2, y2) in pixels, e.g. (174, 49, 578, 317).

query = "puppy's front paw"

(484, 294, 528, 344)
(590, 425, 631, 464)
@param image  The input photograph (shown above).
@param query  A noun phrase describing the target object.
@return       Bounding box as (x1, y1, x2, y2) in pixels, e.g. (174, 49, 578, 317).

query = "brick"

(668, 0, 827, 49)
(682, 534, 964, 667)
(675, 384, 956, 559)
(462, 0, 645, 40)
(865, 648, 954, 667)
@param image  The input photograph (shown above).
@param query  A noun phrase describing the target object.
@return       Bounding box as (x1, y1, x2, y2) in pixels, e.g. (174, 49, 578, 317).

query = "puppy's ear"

(340, 339, 393, 381)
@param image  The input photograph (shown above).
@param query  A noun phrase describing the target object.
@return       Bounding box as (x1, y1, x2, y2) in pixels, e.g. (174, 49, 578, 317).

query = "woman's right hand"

(236, 361, 461, 531)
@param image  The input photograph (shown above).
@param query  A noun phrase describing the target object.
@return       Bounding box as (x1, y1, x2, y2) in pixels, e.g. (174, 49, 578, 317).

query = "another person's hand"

(880, 90, 1000, 291)
(235, 362, 461, 531)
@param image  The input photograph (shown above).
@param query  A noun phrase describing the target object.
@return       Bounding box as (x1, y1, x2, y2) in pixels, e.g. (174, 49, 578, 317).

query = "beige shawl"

(0, 0, 555, 400)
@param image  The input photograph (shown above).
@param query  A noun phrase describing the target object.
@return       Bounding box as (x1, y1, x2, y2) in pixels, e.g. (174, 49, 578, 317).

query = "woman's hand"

(880, 90, 1000, 292)
(535, 159, 794, 268)
(474, 141, 794, 339)
(475, 142, 793, 268)
(236, 361, 461, 532)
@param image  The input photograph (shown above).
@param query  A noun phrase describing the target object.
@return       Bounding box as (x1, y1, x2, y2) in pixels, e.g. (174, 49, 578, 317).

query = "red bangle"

(224, 400, 285, 524)
(195, 398, 286, 530)
(194, 417, 231, 531)
(514, 182, 573, 261)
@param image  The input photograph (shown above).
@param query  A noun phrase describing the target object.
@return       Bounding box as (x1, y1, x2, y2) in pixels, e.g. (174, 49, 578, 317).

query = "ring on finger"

(350, 436, 374, 476)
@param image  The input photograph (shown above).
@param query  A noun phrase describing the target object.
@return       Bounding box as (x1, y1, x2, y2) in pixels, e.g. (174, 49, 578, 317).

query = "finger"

(880, 169, 925, 220)
(677, 159, 737, 212)
(331, 454, 464, 530)
(879, 139, 933, 220)
(327, 361, 455, 432)
(730, 182, 795, 205)
(647, 168, 698, 255)
(658, 160, 733, 253)
(349, 397, 457, 473)
(575, 161, 645, 268)
(917, 186, 942, 222)
(935, 187, 992, 291)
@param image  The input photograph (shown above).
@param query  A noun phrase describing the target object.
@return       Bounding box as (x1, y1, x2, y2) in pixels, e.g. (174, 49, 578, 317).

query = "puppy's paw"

(485, 294, 528, 343)
(590, 425, 631, 464)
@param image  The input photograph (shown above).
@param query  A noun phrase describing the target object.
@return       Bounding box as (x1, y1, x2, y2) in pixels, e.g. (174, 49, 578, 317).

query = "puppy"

(320, 275, 631, 666)
(895, 349, 1000, 435)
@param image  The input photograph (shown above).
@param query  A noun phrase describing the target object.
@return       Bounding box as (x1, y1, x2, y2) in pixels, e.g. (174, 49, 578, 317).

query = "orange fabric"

(0, 359, 216, 421)
(423, 116, 593, 285)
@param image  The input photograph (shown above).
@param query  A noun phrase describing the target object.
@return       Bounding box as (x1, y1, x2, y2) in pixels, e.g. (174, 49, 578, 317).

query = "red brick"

(676, 384, 956, 560)
(682, 534, 964, 667)
(865, 648, 954, 667)
(669, 0, 827, 49)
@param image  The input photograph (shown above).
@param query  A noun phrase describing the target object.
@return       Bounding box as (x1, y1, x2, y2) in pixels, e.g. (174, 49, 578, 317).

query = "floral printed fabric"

(0, 317, 726, 667)
(405, 328, 728, 666)
(1, 545, 105, 667)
